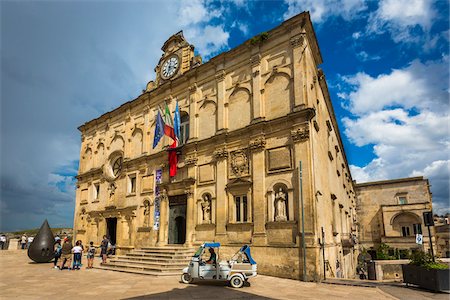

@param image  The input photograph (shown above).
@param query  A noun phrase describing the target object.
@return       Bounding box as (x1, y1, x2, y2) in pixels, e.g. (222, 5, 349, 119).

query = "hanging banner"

(416, 234, 423, 245)
(153, 169, 162, 230)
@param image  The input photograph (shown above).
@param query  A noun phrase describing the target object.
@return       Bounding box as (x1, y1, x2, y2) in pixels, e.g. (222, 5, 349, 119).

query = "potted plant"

(402, 251, 449, 292)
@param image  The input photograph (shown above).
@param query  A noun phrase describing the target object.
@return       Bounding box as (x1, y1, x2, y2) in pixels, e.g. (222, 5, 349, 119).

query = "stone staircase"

(96, 246, 195, 276)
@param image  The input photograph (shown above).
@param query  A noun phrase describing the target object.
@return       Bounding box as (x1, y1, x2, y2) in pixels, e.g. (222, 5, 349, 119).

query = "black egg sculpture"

(27, 219, 55, 263)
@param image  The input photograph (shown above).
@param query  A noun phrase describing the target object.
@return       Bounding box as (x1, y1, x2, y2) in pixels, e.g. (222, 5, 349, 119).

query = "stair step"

(132, 249, 194, 255)
(126, 253, 192, 259)
(102, 262, 185, 272)
(114, 256, 190, 264)
(96, 265, 180, 276)
(110, 259, 188, 268)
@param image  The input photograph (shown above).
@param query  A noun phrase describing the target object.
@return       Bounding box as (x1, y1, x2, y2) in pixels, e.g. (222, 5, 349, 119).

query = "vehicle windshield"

(193, 246, 203, 257)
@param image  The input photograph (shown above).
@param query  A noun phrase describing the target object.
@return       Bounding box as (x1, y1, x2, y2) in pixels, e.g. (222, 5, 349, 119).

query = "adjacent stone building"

(355, 177, 435, 257)
(74, 11, 358, 281)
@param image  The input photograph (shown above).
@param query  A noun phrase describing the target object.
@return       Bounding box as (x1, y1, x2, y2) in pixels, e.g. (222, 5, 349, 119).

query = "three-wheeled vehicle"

(181, 243, 257, 288)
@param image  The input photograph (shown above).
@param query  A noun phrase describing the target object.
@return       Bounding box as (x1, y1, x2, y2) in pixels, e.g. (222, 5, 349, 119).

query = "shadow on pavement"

(124, 282, 273, 300)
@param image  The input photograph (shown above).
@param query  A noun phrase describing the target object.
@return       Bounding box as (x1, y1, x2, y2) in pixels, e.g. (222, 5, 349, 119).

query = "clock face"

(161, 56, 179, 79)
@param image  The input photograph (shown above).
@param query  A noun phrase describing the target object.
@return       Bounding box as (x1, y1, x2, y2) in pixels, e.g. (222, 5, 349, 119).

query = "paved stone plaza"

(1, 250, 448, 299)
(0, 250, 392, 299)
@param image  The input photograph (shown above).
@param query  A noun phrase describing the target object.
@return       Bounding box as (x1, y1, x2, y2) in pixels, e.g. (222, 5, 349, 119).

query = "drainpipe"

(300, 161, 307, 281)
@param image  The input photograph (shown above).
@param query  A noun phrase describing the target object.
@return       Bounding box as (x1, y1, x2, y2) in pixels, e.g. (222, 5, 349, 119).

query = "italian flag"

(163, 102, 178, 177)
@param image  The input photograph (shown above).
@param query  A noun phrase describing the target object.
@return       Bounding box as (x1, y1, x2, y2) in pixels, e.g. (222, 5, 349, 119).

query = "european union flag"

(152, 110, 165, 149)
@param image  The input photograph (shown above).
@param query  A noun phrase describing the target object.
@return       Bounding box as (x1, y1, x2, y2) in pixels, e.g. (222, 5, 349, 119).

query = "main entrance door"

(106, 218, 117, 245)
(168, 195, 187, 244)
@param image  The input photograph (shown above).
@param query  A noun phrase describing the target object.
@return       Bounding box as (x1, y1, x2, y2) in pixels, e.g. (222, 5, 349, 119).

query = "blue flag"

(173, 101, 181, 141)
(152, 110, 165, 149)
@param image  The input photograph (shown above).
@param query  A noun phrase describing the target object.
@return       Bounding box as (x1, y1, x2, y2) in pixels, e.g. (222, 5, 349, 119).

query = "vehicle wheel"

(230, 275, 244, 288)
(181, 273, 193, 284)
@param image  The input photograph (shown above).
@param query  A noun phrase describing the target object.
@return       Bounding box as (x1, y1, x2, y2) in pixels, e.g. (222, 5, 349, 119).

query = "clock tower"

(146, 31, 202, 91)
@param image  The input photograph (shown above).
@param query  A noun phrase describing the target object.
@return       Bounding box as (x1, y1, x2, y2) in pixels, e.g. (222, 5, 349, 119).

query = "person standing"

(27, 236, 34, 249)
(21, 234, 27, 249)
(86, 241, 96, 269)
(72, 241, 83, 270)
(59, 237, 73, 270)
(100, 235, 109, 264)
(0, 235, 6, 250)
(53, 240, 62, 269)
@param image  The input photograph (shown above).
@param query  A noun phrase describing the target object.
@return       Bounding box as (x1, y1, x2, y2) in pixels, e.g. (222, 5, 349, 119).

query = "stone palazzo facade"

(74, 12, 358, 281)
(355, 177, 436, 257)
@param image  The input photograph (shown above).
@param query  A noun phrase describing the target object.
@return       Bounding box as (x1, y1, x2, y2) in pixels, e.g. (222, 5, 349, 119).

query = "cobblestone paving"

(0, 250, 395, 299)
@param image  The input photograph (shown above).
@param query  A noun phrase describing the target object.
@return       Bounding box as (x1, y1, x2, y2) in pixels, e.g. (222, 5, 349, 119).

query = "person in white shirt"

(27, 236, 34, 249)
(0, 235, 6, 250)
(71, 240, 83, 270)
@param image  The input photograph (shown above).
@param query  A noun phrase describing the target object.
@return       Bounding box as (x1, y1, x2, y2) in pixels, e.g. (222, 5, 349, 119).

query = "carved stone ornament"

(230, 150, 249, 177)
(215, 71, 225, 82)
(250, 54, 261, 66)
(213, 147, 228, 160)
(291, 126, 310, 142)
(249, 137, 266, 151)
(290, 34, 305, 48)
(184, 155, 198, 166)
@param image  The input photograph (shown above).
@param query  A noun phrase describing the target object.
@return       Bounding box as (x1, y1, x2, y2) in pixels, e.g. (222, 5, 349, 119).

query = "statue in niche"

(143, 201, 150, 227)
(201, 194, 211, 223)
(274, 188, 287, 221)
(108, 182, 116, 198)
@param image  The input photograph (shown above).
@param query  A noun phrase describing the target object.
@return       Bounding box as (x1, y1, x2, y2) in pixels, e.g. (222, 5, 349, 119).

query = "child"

(71, 240, 83, 270)
(53, 240, 62, 269)
(87, 241, 96, 269)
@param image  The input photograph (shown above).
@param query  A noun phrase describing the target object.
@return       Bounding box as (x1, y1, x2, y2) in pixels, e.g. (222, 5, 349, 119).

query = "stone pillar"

(250, 136, 267, 245)
(290, 34, 306, 110)
(157, 191, 169, 246)
(216, 70, 226, 131)
(185, 187, 195, 246)
(214, 147, 228, 243)
(188, 85, 198, 141)
(250, 53, 262, 120)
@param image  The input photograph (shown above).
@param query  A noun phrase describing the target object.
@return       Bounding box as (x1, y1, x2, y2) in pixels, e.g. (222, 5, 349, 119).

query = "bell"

(27, 219, 55, 263)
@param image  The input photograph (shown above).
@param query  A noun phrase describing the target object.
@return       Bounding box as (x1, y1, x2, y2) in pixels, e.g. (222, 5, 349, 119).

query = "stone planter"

(402, 264, 450, 292)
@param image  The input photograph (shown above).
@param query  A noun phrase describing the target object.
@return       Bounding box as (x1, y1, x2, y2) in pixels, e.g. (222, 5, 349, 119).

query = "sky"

(1, 0, 448, 231)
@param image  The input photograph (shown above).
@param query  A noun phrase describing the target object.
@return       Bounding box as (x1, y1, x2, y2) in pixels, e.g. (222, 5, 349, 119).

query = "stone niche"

(266, 221, 297, 245)
(266, 146, 292, 173)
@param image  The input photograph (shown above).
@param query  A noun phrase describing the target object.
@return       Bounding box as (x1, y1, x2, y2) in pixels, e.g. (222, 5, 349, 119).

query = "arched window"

(179, 112, 189, 145)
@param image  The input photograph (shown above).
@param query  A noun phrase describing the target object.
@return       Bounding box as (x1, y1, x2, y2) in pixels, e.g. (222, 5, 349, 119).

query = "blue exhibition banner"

(153, 169, 162, 230)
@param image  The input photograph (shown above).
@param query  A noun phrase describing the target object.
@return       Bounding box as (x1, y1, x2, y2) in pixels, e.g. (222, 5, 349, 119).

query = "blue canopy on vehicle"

(204, 242, 221, 248)
(240, 245, 256, 265)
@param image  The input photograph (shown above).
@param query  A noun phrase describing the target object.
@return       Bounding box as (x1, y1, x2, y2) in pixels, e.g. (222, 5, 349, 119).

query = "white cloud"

(231, 20, 249, 36)
(185, 25, 230, 58)
(339, 57, 449, 115)
(356, 50, 381, 61)
(340, 57, 449, 212)
(284, 0, 368, 22)
(367, 0, 436, 43)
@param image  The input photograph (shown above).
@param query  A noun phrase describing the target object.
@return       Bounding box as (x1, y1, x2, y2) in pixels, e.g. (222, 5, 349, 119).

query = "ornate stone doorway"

(106, 217, 117, 245)
(168, 195, 187, 244)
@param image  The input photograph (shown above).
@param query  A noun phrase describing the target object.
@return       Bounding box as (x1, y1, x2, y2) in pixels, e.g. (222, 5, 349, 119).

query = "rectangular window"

(94, 183, 100, 199)
(234, 195, 248, 223)
(235, 196, 241, 222)
(128, 174, 136, 194)
(413, 223, 422, 235)
(402, 226, 411, 237)
(398, 196, 407, 205)
(243, 196, 248, 222)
